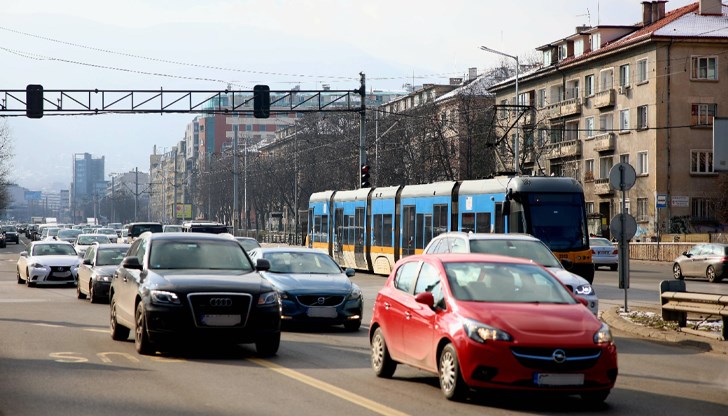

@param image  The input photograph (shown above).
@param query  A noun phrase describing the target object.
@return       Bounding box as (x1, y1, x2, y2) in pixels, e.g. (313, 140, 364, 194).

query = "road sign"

(656, 194, 668, 208)
(610, 213, 637, 241)
(609, 162, 636, 191)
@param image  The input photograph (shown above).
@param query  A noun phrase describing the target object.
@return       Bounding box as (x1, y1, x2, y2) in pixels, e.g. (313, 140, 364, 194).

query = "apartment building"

(489, 0, 728, 238)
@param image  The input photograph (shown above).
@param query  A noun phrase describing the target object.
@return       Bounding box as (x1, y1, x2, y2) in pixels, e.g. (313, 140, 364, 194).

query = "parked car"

(57, 229, 83, 244)
(77, 243, 131, 303)
(369, 253, 618, 403)
(235, 237, 261, 252)
(1, 225, 20, 244)
(16, 241, 80, 286)
(590, 237, 619, 271)
(109, 232, 281, 356)
(74, 234, 113, 257)
(424, 232, 598, 315)
(94, 228, 119, 243)
(673, 243, 728, 283)
(248, 247, 362, 330)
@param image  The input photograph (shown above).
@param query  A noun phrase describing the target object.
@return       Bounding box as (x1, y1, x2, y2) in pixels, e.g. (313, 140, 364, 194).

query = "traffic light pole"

(358, 73, 367, 188)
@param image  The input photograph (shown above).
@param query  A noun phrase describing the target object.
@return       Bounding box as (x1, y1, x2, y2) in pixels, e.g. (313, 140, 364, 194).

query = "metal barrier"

(660, 280, 728, 340)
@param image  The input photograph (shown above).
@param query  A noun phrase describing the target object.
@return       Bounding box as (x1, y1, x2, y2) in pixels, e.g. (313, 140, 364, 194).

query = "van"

(126, 222, 163, 241)
(181, 221, 229, 234)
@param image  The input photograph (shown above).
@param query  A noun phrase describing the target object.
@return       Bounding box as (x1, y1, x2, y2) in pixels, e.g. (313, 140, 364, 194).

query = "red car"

(369, 253, 618, 403)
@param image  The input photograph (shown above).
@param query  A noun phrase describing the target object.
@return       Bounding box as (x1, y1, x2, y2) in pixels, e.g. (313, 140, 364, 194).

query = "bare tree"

(0, 121, 14, 212)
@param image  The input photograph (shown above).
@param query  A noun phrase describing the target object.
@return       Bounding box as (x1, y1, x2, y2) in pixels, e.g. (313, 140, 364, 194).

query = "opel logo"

(209, 297, 233, 307)
(317, 297, 326, 305)
(552, 349, 567, 364)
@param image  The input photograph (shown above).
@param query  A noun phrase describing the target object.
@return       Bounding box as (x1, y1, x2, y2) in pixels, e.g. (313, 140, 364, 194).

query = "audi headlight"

(462, 318, 512, 343)
(150, 290, 181, 305)
(348, 285, 362, 300)
(97, 275, 113, 282)
(258, 291, 280, 306)
(594, 323, 613, 344)
(575, 284, 594, 296)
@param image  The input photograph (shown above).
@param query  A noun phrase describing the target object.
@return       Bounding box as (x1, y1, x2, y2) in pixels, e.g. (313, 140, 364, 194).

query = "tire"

(26, 270, 35, 287)
(89, 282, 99, 303)
(110, 297, 130, 341)
(16, 268, 24, 284)
(344, 319, 362, 332)
(135, 302, 155, 355)
(706, 265, 721, 283)
(77, 281, 87, 299)
(439, 343, 469, 401)
(581, 389, 610, 404)
(673, 264, 684, 280)
(371, 328, 397, 378)
(255, 333, 280, 357)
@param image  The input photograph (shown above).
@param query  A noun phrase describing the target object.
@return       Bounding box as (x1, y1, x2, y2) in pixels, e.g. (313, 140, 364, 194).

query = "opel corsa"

(369, 253, 618, 403)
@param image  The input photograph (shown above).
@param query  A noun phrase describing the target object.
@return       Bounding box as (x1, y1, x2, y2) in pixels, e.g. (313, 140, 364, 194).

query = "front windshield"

(97, 247, 129, 266)
(444, 262, 576, 304)
(33, 244, 77, 256)
(237, 238, 261, 252)
(47, 228, 61, 237)
(149, 240, 253, 271)
(78, 235, 111, 245)
(98, 229, 116, 235)
(469, 239, 562, 268)
(2, 226, 17, 232)
(522, 193, 588, 251)
(590, 238, 613, 247)
(265, 251, 341, 274)
(59, 230, 82, 239)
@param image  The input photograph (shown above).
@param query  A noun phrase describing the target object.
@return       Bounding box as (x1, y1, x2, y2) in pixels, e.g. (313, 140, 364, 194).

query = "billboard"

(24, 191, 42, 201)
(175, 204, 192, 219)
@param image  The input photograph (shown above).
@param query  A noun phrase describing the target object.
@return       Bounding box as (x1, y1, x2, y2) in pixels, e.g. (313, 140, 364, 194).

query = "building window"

(586, 202, 594, 214)
(566, 79, 579, 100)
(637, 151, 648, 175)
(599, 156, 613, 179)
(691, 150, 714, 174)
(558, 44, 568, 61)
(691, 56, 718, 80)
(691, 103, 716, 126)
(599, 113, 613, 132)
(591, 33, 601, 51)
(565, 121, 579, 141)
(537, 89, 546, 108)
(637, 105, 648, 130)
(499, 99, 508, 118)
(637, 198, 648, 222)
(585, 74, 594, 96)
(619, 64, 630, 87)
(574, 39, 584, 57)
(692, 198, 714, 220)
(620, 199, 631, 214)
(585, 117, 595, 138)
(599, 69, 613, 92)
(637, 58, 648, 83)
(584, 159, 595, 182)
(619, 109, 630, 131)
(543, 50, 552, 66)
(620, 154, 630, 165)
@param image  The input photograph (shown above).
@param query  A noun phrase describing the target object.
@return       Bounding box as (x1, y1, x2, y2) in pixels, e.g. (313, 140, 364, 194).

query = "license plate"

(53, 272, 71, 277)
(535, 373, 584, 386)
(306, 307, 338, 318)
(201, 314, 241, 326)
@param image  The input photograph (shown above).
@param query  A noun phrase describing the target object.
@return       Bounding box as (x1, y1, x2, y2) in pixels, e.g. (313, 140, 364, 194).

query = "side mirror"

(120, 256, 143, 270)
(414, 291, 435, 309)
(345, 268, 356, 277)
(83, 259, 92, 265)
(682, 251, 690, 257)
(256, 258, 271, 271)
(20, 251, 28, 257)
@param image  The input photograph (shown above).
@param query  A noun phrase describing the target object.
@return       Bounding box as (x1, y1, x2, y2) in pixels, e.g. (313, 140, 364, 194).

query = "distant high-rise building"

(72, 153, 105, 222)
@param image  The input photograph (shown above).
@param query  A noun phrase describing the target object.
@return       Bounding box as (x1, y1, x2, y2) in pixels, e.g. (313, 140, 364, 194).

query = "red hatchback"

(369, 253, 618, 403)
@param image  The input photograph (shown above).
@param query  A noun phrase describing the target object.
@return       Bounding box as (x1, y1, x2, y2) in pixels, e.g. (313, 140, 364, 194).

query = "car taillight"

(612, 249, 618, 255)
(721, 256, 728, 263)
(591, 249, 596, 254)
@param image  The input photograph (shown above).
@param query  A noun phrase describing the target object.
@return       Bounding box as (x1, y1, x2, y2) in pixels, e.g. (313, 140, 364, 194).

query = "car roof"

(432, 232, 541, 242)
(77, 233, 110, 238)
(254, 247, 326, 254)
(94, 243, 131, 249)
(145, 232, 236, 241)
(404, 252, 540, 265)
(31, 240, 73, 246)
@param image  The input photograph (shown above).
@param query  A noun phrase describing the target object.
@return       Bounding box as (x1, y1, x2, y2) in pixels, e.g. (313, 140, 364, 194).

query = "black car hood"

(150, 269, 271, 293)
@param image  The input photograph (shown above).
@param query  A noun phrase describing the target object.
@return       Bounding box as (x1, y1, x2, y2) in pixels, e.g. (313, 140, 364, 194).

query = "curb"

(600, 306, 728, 355)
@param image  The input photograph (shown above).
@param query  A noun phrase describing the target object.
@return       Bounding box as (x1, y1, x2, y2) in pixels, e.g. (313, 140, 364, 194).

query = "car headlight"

(29, 263, 46, 269)
(258, 291, 280, 306)
(575, 284, 594, 296)
(462, 317, 512, 343)
(348, 285, 362, 300)
(594, 323, 613, 344)
(97, 275, 113, 282)
(150, 290, 181, 305)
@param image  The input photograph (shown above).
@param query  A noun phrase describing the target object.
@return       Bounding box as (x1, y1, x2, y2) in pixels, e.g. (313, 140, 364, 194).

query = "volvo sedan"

(17, 241, 80, 286)
(370, 253, 618, 403)
(109, 232, 281, 356)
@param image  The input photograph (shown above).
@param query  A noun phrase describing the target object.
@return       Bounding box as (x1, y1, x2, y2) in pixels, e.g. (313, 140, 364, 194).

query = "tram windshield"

(521, 193, 588, 251)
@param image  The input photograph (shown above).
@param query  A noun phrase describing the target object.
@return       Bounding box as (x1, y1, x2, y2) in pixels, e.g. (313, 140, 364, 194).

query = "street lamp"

(480, 45, 519, 175)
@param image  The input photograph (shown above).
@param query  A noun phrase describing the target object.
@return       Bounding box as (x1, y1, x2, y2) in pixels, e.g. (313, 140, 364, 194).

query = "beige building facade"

(490, 0, 728, 239)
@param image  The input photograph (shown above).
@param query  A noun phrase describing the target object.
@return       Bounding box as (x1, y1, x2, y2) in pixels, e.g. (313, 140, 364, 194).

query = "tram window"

(382, 214, 393, 246)
(495, 203, 505, 233)
(433, 204, 448, 236)
(314, 216, 321, 242)
(373, 215, 382, 247)
(423, 215, 433, 249)
(416, 213, 425, 249)
(462, 213, 475, 233)
(321, 215, 329, 243)
(476, 212, 491, 233)
(403, 206, 415, 250)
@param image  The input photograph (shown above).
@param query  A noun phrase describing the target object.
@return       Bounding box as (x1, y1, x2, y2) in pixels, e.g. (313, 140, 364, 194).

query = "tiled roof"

(654, 4, 728, 37)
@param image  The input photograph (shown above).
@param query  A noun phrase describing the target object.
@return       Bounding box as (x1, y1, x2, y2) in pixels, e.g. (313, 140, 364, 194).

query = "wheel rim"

(707, 266, 715, 282)
(673, 265, 681, 279)
(89, 283, 94, 301)
(372, 334, 385, 370)
(440, 350, 457, 394)
(135, 306, 144, 344)
(110, 300, 117, 331)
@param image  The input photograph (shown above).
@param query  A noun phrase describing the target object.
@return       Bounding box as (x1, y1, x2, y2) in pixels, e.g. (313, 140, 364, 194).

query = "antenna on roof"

(577, 8, 591, 26)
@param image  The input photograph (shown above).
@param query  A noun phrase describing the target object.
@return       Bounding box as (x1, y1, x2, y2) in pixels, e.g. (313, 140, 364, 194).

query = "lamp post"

(480, 45, 519, 175)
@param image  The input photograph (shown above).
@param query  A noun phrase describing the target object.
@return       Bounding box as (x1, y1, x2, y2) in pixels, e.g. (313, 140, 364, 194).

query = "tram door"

(354, 207, 366, 268)
(402, 205, 415, 256)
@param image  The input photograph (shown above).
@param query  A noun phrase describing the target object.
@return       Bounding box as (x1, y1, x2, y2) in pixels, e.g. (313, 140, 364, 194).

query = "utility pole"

(173, 151, 178, 224)
(358, 72, 367, 186)
(233, 120, 239, 234)
(294, 125, 298, 244)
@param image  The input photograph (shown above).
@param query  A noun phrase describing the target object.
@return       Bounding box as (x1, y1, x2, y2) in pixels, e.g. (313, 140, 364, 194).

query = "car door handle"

(405, 311, 411, 320)
(383, 302, 390, 310)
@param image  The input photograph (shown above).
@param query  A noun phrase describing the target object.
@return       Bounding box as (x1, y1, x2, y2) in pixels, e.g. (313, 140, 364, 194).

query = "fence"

(626, 233, 728, 261)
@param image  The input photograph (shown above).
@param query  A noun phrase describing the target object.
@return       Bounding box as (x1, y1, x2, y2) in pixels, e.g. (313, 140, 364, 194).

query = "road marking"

(33, 323, 64, 328)
(249, 358, 410, 416)
(84, 328, 110, 334)
(0, 299, 48, 303)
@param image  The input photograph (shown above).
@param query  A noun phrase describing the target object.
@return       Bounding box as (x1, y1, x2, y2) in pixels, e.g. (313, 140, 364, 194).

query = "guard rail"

(659, 280, 728, 340)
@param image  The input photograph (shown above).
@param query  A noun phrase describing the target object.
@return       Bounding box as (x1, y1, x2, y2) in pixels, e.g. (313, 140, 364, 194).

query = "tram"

(308, 176, 593, 281)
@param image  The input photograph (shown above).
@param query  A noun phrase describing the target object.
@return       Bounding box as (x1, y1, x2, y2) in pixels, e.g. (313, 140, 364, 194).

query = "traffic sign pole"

(609, 162, 637, 312)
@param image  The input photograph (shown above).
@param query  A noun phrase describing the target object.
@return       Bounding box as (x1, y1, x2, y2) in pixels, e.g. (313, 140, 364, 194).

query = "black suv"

(125, 222, 163, 241)
(1, 226, 19, 244)
(109, 232, 281, 356)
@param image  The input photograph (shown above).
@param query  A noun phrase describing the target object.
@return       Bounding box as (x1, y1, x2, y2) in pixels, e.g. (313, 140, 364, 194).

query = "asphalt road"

(1, 240, 727, 415)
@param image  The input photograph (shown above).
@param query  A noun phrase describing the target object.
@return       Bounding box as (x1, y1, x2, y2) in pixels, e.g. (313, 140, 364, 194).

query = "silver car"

(673, 243, 728, 283)
(590, 237, 619, 271)
(424, 232, 599, 315)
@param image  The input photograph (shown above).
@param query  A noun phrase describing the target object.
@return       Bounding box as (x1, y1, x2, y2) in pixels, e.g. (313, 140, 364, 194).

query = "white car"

(94, 228, 119, 243)
(590, 237, 619, 271)
(424, 232, 599, 315)
(17, 241, 80, 286)
(74, 234, 113, 257)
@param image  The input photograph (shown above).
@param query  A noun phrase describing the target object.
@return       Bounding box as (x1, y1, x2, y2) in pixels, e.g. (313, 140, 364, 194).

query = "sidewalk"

(600, 306, 728, 355)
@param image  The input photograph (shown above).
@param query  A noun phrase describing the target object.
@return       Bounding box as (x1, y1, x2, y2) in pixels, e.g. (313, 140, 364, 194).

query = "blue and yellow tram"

(308, 176, 593, 281)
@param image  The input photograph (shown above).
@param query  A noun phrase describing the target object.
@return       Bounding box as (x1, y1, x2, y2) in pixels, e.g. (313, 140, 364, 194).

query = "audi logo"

(552, 349, 567, 364)
(209, 297, 233, 307)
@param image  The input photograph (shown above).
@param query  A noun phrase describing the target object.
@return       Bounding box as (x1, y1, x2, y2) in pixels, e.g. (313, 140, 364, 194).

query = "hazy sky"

(1, 0, 696, 191)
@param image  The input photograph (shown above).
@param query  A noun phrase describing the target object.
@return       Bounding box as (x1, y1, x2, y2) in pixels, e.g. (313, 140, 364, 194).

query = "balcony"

(545, 139, 581, 159)
(543, 98, 582, 120)
(593, 132, 615, 152)
(594, 178, 613, 195)
(593, 89, 615, 108)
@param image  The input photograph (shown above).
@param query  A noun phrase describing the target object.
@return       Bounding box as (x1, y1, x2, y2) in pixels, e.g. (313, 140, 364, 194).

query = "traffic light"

(26, 84, 44, 119)
(360, 164, 371, 188)
(253, 84, 270, 119)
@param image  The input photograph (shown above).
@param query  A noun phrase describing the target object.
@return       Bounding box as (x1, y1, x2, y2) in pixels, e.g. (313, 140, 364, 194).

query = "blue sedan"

(248, 247, 363, 331)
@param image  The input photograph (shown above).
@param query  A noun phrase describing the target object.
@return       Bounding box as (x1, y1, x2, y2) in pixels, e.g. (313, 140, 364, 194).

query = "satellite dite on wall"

(714, 118, 728, 172)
